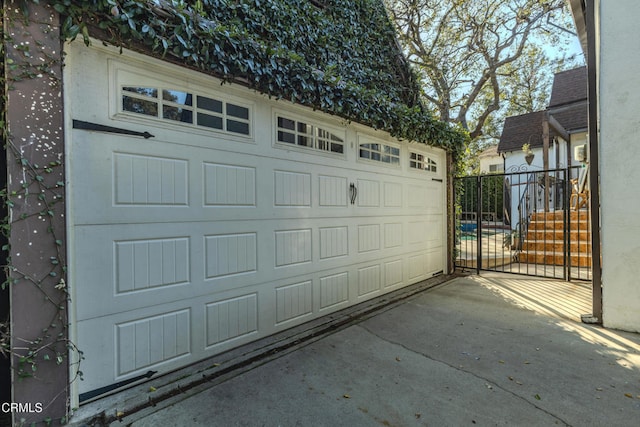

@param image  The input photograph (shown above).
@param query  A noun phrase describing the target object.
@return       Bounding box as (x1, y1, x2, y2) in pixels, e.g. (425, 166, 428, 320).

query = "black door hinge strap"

(79, 370, 158, 402)
(73, 120, 155, 139)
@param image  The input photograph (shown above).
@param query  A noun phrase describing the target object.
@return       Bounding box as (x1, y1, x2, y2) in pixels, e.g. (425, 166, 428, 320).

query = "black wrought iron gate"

(454, 167, 592, 281)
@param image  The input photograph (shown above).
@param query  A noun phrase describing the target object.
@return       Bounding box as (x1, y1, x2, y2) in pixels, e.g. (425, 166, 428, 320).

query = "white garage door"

(65, 43, 446, 401)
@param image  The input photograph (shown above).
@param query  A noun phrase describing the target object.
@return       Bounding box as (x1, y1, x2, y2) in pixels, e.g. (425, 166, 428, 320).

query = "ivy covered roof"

(54, 0, 466, 154)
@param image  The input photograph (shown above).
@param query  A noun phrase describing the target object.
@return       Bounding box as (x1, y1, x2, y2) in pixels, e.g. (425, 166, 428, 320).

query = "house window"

(360, 143, 400, 165)
(409, 152, 437, 172)
(489, 164, 503, 172)
(121, 86, 251, 136)
(276, 116, 344, 154)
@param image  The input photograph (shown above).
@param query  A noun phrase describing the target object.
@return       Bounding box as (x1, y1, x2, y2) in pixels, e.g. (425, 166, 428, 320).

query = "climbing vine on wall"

(49, 0, 467, 156)
(1, 141, 77, 378)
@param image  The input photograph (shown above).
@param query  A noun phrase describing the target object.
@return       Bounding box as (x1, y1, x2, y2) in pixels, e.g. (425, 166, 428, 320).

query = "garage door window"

(122, 87, 159, 117)
(121, 86, 251, 136)
(409, 152, 437, 173)
(276, 115, 344, 154)
(359, 143, 400, 165)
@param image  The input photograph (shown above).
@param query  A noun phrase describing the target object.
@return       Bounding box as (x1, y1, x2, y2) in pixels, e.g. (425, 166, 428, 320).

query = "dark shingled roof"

(548, 66, 587, 108)
(498, 111, 547, 153)
(498, 66, 588, 153)
(548, 66, 588, 133)
(550, 102, 588, 132)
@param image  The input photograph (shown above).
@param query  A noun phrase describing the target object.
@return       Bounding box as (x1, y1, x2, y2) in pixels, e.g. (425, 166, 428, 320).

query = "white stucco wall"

(598, 0, 640, 332)
(504, 148, 544, 173)
(502, 140, 566, 174)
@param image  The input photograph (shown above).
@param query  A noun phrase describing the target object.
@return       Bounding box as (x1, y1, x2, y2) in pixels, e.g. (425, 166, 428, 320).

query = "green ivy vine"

(49, 0, 467, 156)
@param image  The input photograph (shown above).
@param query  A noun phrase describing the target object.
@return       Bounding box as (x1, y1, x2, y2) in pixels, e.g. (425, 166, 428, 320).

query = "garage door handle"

(349, 183, 358, 205)
(432, 178, 443, 182)
(73, 120, 155, 139)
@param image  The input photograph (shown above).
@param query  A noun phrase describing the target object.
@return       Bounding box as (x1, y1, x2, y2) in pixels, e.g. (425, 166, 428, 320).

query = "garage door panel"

(114, 236, 190, 294)
(318, 271, 350, 311)
(424, 183, 443, 214)
(80, 252, 418, 392)
(383, 259, 404, 288)
(114, 151, 189, 206)
(357, 264, 381, 297)
(408, 253, 428, 281)
(424, 216, 444, 249)
(274, 228, 312, 267)
(73, 215, 443, 322)
(425, 248, 444, 276)
(357, 224, 381, 253)
(70, 133, 265, 224)
(273, 170, 312, 207)
(70, 135, 189, 223)
(318, 175, 348, 207)
(74, 225, 268, 321)
(115, 308, 191, 377)
(73, 225, 200, 321)
(203, 162, 256, 207)
(319, 226, 349, 259)
(275, 280, 314, 326)
(408, 221, 428, 246)
(76, 302, 196, 394)
(383, 222, 403, 248)
(68, 45, 447, 402)
(204, 232, 257, 279)
(407, 184, 427, 209)
(204, 293, 258, 349)
(383, 182, 403, 207)
(72, 135, 433, 224)
(356, 178, 380, 207)
(76, 248, 442, 395)
(77, 285, 267, 395)
(72, 220, 315, 320)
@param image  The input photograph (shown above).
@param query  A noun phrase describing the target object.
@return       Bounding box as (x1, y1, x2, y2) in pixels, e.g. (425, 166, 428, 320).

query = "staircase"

(519, 210, 592, 267)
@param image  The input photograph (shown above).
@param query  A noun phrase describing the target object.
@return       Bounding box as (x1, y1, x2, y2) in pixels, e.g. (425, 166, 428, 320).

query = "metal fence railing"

(454, 167, 592, 281)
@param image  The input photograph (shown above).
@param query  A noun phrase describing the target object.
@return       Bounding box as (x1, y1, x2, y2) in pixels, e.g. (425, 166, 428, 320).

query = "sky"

(543, 11, 586, 67)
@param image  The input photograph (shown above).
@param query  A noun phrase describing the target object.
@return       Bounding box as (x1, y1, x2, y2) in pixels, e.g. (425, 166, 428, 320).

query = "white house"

(498, 67, 588, 175)
(477, 145, 504, 174)
(497, 67, 588, 226)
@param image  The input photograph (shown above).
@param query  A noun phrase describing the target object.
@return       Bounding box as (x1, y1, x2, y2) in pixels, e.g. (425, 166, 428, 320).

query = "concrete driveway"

(113, 273, 640, 427)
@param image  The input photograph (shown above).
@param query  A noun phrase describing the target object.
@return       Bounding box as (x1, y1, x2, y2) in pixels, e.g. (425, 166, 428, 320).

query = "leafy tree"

(385, 0, 581, 144)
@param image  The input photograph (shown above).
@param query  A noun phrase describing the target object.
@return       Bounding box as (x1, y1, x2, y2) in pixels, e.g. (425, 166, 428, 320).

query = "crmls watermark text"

(1, 402, 43, 413)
